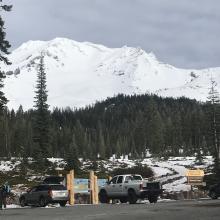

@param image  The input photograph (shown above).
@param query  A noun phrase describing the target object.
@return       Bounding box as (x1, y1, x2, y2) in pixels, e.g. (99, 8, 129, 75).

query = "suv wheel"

(120, 198, 128, 203)
(20, 197, 27, 207)
(128, 190, 137, 204)
(39, 197, 47, 207)
(99, 190, 109, 203)
(59, 201, 67, 207)
(148, 195, 158, 203)
(210, 191, 218, 200)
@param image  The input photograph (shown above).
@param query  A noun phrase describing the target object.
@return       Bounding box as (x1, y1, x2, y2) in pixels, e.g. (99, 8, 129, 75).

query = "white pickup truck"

(99, 174, 163, 204)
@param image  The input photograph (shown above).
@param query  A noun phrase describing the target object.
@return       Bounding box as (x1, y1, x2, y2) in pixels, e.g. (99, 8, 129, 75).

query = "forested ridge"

(0, 94, 214, 160)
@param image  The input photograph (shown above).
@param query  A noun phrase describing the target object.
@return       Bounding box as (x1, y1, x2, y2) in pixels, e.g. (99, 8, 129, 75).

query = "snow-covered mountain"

(1, 37, 220, 110)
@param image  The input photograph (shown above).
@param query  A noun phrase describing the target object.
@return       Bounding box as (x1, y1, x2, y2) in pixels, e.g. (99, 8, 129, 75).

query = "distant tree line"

(0, 93, 218, 161)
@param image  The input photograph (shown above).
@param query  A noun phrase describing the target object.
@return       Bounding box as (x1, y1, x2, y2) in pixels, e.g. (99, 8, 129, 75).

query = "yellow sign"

(186, 169, 204, 177)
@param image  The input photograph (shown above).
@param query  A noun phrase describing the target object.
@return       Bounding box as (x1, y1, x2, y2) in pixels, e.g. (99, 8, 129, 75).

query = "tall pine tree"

(33, 55, 51, 162)
(65, 134, 81, 173)
(0, 1, 12, 158)
(0, 1, 12, 113)
(145, 98, 164, 156)
(206, 78, 220, 178)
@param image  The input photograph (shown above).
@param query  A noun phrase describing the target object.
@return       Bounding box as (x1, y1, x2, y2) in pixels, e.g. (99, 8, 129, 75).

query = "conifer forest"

(0, 94, 218, 161)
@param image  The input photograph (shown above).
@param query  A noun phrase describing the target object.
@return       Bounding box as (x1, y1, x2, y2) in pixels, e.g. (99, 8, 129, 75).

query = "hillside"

(1, 38, 220, 110)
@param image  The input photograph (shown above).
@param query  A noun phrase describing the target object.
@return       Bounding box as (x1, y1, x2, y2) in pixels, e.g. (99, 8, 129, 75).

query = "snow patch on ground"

(105, 156, 213, 192)
(0, 160, 20, 171)
(0, 156, 213, 194)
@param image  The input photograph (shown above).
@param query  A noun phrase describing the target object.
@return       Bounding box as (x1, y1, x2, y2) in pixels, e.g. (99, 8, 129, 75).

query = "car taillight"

(140, 183, 143, 190)
(48, 189, 53, 197)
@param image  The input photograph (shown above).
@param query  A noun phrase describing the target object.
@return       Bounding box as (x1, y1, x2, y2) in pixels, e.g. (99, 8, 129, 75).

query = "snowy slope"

(107, 156, 213, 192)
(1, 38, 220, 110)
(1, 156, 213, 193)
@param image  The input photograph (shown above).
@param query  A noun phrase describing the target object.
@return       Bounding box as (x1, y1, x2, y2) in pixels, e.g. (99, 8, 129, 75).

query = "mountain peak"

(1, 38, 220, 110)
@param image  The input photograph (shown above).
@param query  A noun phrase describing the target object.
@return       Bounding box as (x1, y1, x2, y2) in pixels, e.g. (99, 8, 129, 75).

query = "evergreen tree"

(0, 109, 9, 156)
(33, 55, 50, 161)
(74, 120, 85, 156)
(133, 112, 146, 156)
(97, 121, 106, 159)
(206, 78, 220, 178)
(145, 98, 164, 155)
(0, 1, 12, 113)
(0, 71, 7, 112)
(171, 113, 182, 155)
(65, 134, 81, 173)
(18, 145, 29, 175)
(13, 106, 27, 156)
(192, 109, 205, 164)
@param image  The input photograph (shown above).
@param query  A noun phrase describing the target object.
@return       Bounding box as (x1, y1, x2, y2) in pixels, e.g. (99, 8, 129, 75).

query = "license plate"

(56, 192, 66, 197)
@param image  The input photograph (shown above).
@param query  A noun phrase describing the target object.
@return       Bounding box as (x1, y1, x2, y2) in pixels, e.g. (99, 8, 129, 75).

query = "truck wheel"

(99, 190, 110, 203)
(120, 198, 128, 203)
(210, 191, 218, 200)
(128, 190, 137, 204)
(148, 196, 158, 203)
(20, 197, 27, 207)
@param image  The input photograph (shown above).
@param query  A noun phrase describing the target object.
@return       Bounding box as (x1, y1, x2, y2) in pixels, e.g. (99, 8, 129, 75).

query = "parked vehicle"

(99, 174, 163, 204)
(43, 176, 65, 185)
(208, 182, 220, 199)
(19, 176, 69, 207)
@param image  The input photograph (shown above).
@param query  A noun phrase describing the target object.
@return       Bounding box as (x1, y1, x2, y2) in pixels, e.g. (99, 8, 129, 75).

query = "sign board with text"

(185, 169, 205, 186)
(186, 169, 204, 177)
(74, 178, 107, 193)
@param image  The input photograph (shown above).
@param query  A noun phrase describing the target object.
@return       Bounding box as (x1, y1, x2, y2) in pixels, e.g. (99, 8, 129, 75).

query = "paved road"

(1, 199, 220, 220)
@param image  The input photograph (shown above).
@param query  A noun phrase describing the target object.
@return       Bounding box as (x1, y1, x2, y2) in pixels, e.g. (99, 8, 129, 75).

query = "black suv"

(208, 183, 220, 199)
(19, 176, 69, 207)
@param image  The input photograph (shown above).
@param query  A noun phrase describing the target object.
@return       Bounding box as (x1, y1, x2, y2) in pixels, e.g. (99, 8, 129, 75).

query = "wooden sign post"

(69, 170, 75, 205)
(89, 171, 99, 204)
(89, 171, 95, 204)
(185, 169, 205, 199)
(66, 170, 75, 205)
(94, 175, 99, 204)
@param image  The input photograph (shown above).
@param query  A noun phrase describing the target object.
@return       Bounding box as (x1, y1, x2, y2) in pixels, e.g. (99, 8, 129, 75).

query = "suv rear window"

(132, 175, 142, 180)
(37, 185, 50, 191)
(49, 185, 67, 190)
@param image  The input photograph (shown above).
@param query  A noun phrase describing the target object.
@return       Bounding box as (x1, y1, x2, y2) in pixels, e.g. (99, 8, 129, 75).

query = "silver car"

(19, 184, 69, 207)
